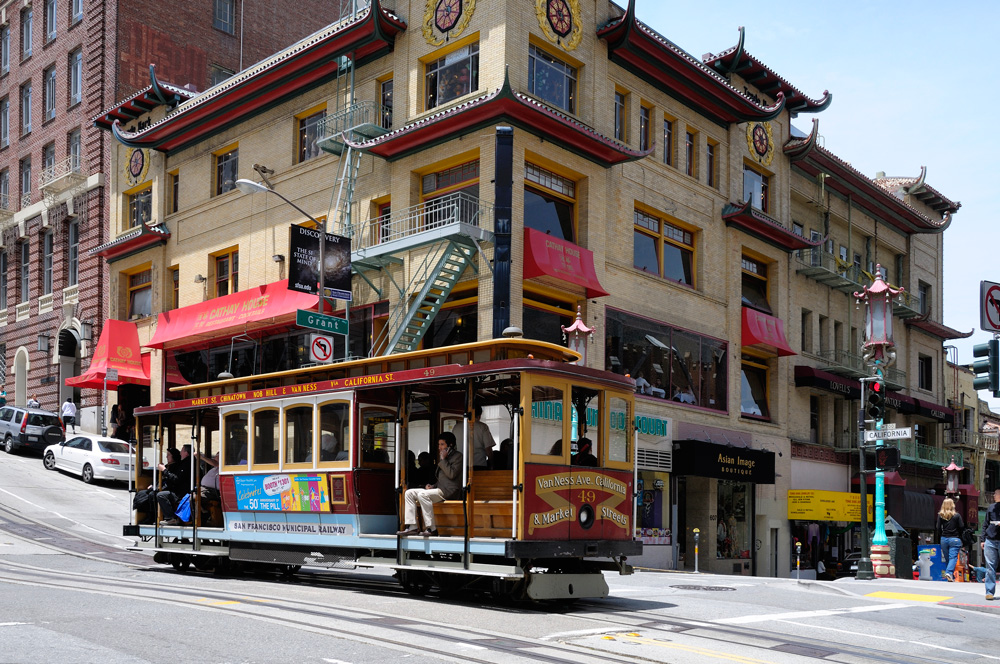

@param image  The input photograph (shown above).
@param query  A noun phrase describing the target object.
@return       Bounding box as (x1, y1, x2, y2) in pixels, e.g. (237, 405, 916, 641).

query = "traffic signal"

(866, 379, 884, 421)
(972, 339, 1000, 396)
(875, 446, 901, 471)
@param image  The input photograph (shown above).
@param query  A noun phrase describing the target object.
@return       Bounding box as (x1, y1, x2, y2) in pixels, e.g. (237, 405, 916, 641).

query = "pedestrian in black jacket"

(982, 488, 1000, 601)
(936, 497, 964, 581)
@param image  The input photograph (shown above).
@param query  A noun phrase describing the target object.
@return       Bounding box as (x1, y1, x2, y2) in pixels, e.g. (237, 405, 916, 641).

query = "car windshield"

(27, 414, 60, 427)
(98, 441, 131, 454)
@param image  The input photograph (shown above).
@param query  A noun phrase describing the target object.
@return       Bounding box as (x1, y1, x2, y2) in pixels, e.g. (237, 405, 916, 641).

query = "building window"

(740, 353, 769, 419)
(213, 0, 235, 34)
(127, 186, 151, 228)
(215, 249, 239, 297)
(168, 171, 179, 213)
(604, 308, 728, 411)
(71, 0, 83, 24)
(421, 160, 479, 227)
(380, 79, 393, 129)
(528, 44, 576, 114)
(67, 220, 78, 286)
(639, 104, 651, 151)
(69, 49, 82, 105)
(918, 281, 930, 315)
(68, 128, 80, 169)
(127, 269, 152, 319)
(20, 240, 29, 302)
(170, 267, 179, 310)
(524, 163, 575, 242)
(1, 25, 8, 75)
(706, 141, 718, 188)
(685, 131, 696, 177)
(633, 208, 694, 286)
(44, 0, 56, 41)
(20, 82, 31, 135)
(21, 8, 32, 59)
(215, 146, 238, 195)
(42, 231, 53, 295)
(298, 110, 326, 163)
(19, 157, 30, 207)
(425, 42, 479, 110)
(743, 164, 769, 213)
(613, 91, 627, 141)
(741, 255, 771, 314)
(663, 117, 673, 166)
(0, 250, 7, 310)
(0, 97, 7, 148)
(801, 309, 812, 354)
(523, 288, 576, 347)
(918, 354, 932, 390)
(209, 64, 234, 86)
(42, 143, 55, 181)
(0, 169, 7, 210)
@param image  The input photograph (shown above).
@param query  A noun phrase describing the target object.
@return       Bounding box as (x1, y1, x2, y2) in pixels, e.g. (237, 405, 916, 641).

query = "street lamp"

(561, 305, 595, 366)
(943, 457, 964, 497)
(854, 264, 903, 579)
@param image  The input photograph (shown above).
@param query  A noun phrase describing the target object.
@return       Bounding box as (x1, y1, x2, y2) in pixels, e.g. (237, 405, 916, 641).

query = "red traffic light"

(872, 380, 882, 393)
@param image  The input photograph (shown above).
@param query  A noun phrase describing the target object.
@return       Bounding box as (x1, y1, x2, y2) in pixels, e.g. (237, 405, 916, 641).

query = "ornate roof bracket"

(904, 166, 927, 195)
(722, 198, 825, 252)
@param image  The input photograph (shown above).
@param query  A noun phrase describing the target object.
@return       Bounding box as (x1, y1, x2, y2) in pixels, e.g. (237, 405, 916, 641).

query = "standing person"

(109, 404, 120, 437)
(60, 398, 78, 434)
(397, 432, 462, 537)
(981, 488, 1000, 601)
(452, 404, 495, 470)
(26, 394, 40, 408)
(0, 389, 7, 407)
(937, 497, 964, 582)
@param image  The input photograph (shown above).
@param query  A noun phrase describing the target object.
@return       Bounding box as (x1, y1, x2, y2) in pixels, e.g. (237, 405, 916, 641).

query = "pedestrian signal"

(875, 446, 900, 471)
(866, 380, 884, 421)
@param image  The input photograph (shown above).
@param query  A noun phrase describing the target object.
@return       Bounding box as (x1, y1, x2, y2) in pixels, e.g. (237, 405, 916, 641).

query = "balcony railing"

(350, 191, 493, 255)
(980, 433, 1000, 454)
(892, 289, 923, 319)
(15, 302, 29, 321)
(898, 439, 961, 466)
(39, 155, 86, 195)
(795, 250, 865, 293)
(815, 348, 906, 389)
(947, 429, 976, 448)
(21, 192, 32, 209)
(62, 284, 79, 306)
(316, 100, 390, 154)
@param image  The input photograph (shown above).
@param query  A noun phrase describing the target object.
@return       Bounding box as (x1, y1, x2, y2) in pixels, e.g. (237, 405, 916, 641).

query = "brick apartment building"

(93, 0, 983, 575)
(0, 0, 336, 414)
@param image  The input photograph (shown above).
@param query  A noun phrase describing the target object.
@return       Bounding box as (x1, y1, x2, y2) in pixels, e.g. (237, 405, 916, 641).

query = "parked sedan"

(43, 434, 135, 484)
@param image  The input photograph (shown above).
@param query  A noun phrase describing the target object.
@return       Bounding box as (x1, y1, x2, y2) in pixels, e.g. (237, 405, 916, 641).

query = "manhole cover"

(670, 585, 736, 592)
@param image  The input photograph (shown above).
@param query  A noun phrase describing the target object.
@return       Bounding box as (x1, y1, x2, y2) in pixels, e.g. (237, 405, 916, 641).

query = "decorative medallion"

(124, 148, 150, 186)
(423, 0, 475, 46)
(745, 121, 774, 167)
(536, 0, 582, 51)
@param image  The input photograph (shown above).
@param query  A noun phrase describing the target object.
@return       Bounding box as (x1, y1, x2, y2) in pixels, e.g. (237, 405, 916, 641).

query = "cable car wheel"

(397, 570, 432, 596)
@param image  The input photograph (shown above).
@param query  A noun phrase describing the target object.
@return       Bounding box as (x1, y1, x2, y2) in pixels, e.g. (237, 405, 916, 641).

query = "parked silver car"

(0, 406, 65, 454)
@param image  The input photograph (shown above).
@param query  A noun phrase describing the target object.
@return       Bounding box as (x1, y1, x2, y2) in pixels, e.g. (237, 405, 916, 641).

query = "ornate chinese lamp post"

(562, 305, 595, 366)
(855, 265, 902, 579)
(943, 457, 964, 497)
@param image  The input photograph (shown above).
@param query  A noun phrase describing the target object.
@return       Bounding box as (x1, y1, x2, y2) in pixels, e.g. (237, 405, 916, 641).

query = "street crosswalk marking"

(714, 602, 910, 624)
(865, 590, 952, 602)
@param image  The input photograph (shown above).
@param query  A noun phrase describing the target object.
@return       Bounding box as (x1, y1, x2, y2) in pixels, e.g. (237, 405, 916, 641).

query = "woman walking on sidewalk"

(937, 497, 964, 582)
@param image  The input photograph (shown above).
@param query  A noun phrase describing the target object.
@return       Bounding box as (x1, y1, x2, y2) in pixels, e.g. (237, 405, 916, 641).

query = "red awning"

(65, 320, 151, 389)
(742, 307, 796, 356)
(522, 228, 609, 298)
(147, 279, 318, 350)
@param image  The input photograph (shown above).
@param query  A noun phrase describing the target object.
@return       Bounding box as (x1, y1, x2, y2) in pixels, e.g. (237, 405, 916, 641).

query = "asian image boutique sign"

(288, 225, 352, 301)
(671, 440, 776, 484)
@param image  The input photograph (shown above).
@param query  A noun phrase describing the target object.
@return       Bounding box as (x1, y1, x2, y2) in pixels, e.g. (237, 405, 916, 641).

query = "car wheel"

(81, 464, 94, 484)
(43, 452, 57, 470)
(42, 426, 64, 445)
(3, 436, 14, 454)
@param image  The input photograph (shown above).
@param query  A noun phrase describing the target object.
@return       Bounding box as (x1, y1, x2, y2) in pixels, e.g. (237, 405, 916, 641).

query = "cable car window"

(285, 405, 313, 464)
(531, 384, 564, 457)
(253, 409, 280, 465)
(608, 395, 629, 463)
(319, 401, 349, 462)
(360, 407, 394, 464)
(223, 411, 248, 467)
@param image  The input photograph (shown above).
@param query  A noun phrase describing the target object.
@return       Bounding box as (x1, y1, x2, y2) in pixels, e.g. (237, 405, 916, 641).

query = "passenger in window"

(397, 432, 462, 537)
(452, 404, 495, 470)
(199, 451, 220, 501)
(548, 439, 562, 456)
(155, 446, 191, 525)
(494, 439, 513, 470)
(319, 433, 340, 461)
(572, 438, 598, 467)
(414, 451, 435, 486)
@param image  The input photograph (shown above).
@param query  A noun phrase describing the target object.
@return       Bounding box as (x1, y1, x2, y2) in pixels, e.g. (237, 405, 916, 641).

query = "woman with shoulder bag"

(937, 497, 964, 582)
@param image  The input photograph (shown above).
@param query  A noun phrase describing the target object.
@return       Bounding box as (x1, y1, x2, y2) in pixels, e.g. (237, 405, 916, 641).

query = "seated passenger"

(199, 451, 220, 501)
(397, 432, 463, 537)
(494, 439, 513, 470)
(572, 438, 598, 467)
(414, 451, 436, 486)
(156, 446, 191, 525)
(319, 433, 339, 461)
(548, 439, 562, 456)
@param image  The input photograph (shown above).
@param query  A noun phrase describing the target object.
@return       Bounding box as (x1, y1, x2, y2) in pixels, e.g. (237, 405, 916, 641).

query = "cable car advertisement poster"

(234, 474, 331, 512)
(521, 464, 632, 540)
(287, 225, 352, 300)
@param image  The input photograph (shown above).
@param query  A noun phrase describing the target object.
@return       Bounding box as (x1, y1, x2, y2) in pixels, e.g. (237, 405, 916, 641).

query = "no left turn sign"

(982, 281, 1000, 333)
(310, 334, 334, 363)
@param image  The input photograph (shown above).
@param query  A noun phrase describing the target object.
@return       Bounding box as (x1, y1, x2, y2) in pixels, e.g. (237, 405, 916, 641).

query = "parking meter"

(693, 528, 701, 573)
(796, 541, 802, 580)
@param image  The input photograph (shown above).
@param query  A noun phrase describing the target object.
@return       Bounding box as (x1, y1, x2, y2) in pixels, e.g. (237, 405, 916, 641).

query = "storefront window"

(716, 480, 749, 559)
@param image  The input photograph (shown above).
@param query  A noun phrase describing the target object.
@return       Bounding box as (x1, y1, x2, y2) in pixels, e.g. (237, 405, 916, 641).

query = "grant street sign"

(297, 310, 348, 336)
(864, 426, 912, 441)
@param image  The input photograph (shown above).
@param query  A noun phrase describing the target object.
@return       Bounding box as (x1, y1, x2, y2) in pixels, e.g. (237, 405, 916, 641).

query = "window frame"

(67, 220, 79, 287)
(20, 240, 29, 302)
(379, 77, 393, 129)
(42, 230, 53, 295)
(21, 7, 32, 60)
(126, 184, 152, 229)
(633, 207, 695, 288)
(167, 170, 179, 213)
(251, 406, 281, 469)
(613, 90, 627, 141)
(19, 156, 30, 207)
(918, 354, 933, 391)
(297, 107, 326, 163)
(0, 250, 7, 310)
(424, 39, 479, 111)
(0, 168, 7, 211)
(71, 0, 83, 24)
(213, 0, 235, 34)
(685, 130, 696, 178)
(0, 97, 7, 148)
(743, 163, 770, 213)
(68, 128, 81, 169)
(214, 145, 238, 196)
(638, 103, 651, 151)
(706, 140, 718, 188)
(68, 49, 82, 105)
(213, 247, 239, 298)
(20, 81, 31, 135)
(740, 352, 770, 420)
(524, 162, 577, 243)
(44, 0, 56, 41)
(1, 25, 8, 75)
(126, 266, 152, 320)
(527, 43, 577, 114)
(662, 115, 674, 166)
(741, 254, 772, 315)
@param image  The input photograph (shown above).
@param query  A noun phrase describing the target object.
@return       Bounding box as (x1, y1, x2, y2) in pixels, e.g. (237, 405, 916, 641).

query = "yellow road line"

(608, 633, 778, 663)
(865, 591, 952, 602)
(196, 598, 242, 605)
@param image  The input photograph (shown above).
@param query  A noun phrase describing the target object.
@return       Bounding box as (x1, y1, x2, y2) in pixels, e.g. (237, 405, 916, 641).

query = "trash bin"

(884, 516, 911, 579)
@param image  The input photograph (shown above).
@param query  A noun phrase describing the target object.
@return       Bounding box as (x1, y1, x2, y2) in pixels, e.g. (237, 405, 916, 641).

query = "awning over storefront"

(794, 366, 954, 424)
(147, 279, 318, 350)
(901, 490, 937, 531)
(672, 439, 775, 484)
(65, 320, 151, 389)
(742, 307, 796, 356)
(522, 228, 609, 298)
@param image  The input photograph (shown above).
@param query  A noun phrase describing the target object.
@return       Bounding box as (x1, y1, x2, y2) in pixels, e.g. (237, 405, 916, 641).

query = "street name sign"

(297, 310, 348, 336)
(864, 426, 911, 441)
(105, 368, 119, 382)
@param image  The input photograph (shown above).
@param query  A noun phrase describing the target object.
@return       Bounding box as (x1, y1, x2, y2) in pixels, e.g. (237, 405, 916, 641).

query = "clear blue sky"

(635, 0, 1000, 408)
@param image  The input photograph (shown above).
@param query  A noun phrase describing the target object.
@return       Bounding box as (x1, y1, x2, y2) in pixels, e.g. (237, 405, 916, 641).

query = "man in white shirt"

(60, 398, 77, 434)
(453, 404, 495, 470)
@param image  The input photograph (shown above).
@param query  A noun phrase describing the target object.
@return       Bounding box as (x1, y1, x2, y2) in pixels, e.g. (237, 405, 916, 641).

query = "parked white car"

(43, 434, 135, 484)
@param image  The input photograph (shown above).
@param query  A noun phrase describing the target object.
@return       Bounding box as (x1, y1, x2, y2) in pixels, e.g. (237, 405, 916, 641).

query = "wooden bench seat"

(433, 470, 513, 538)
